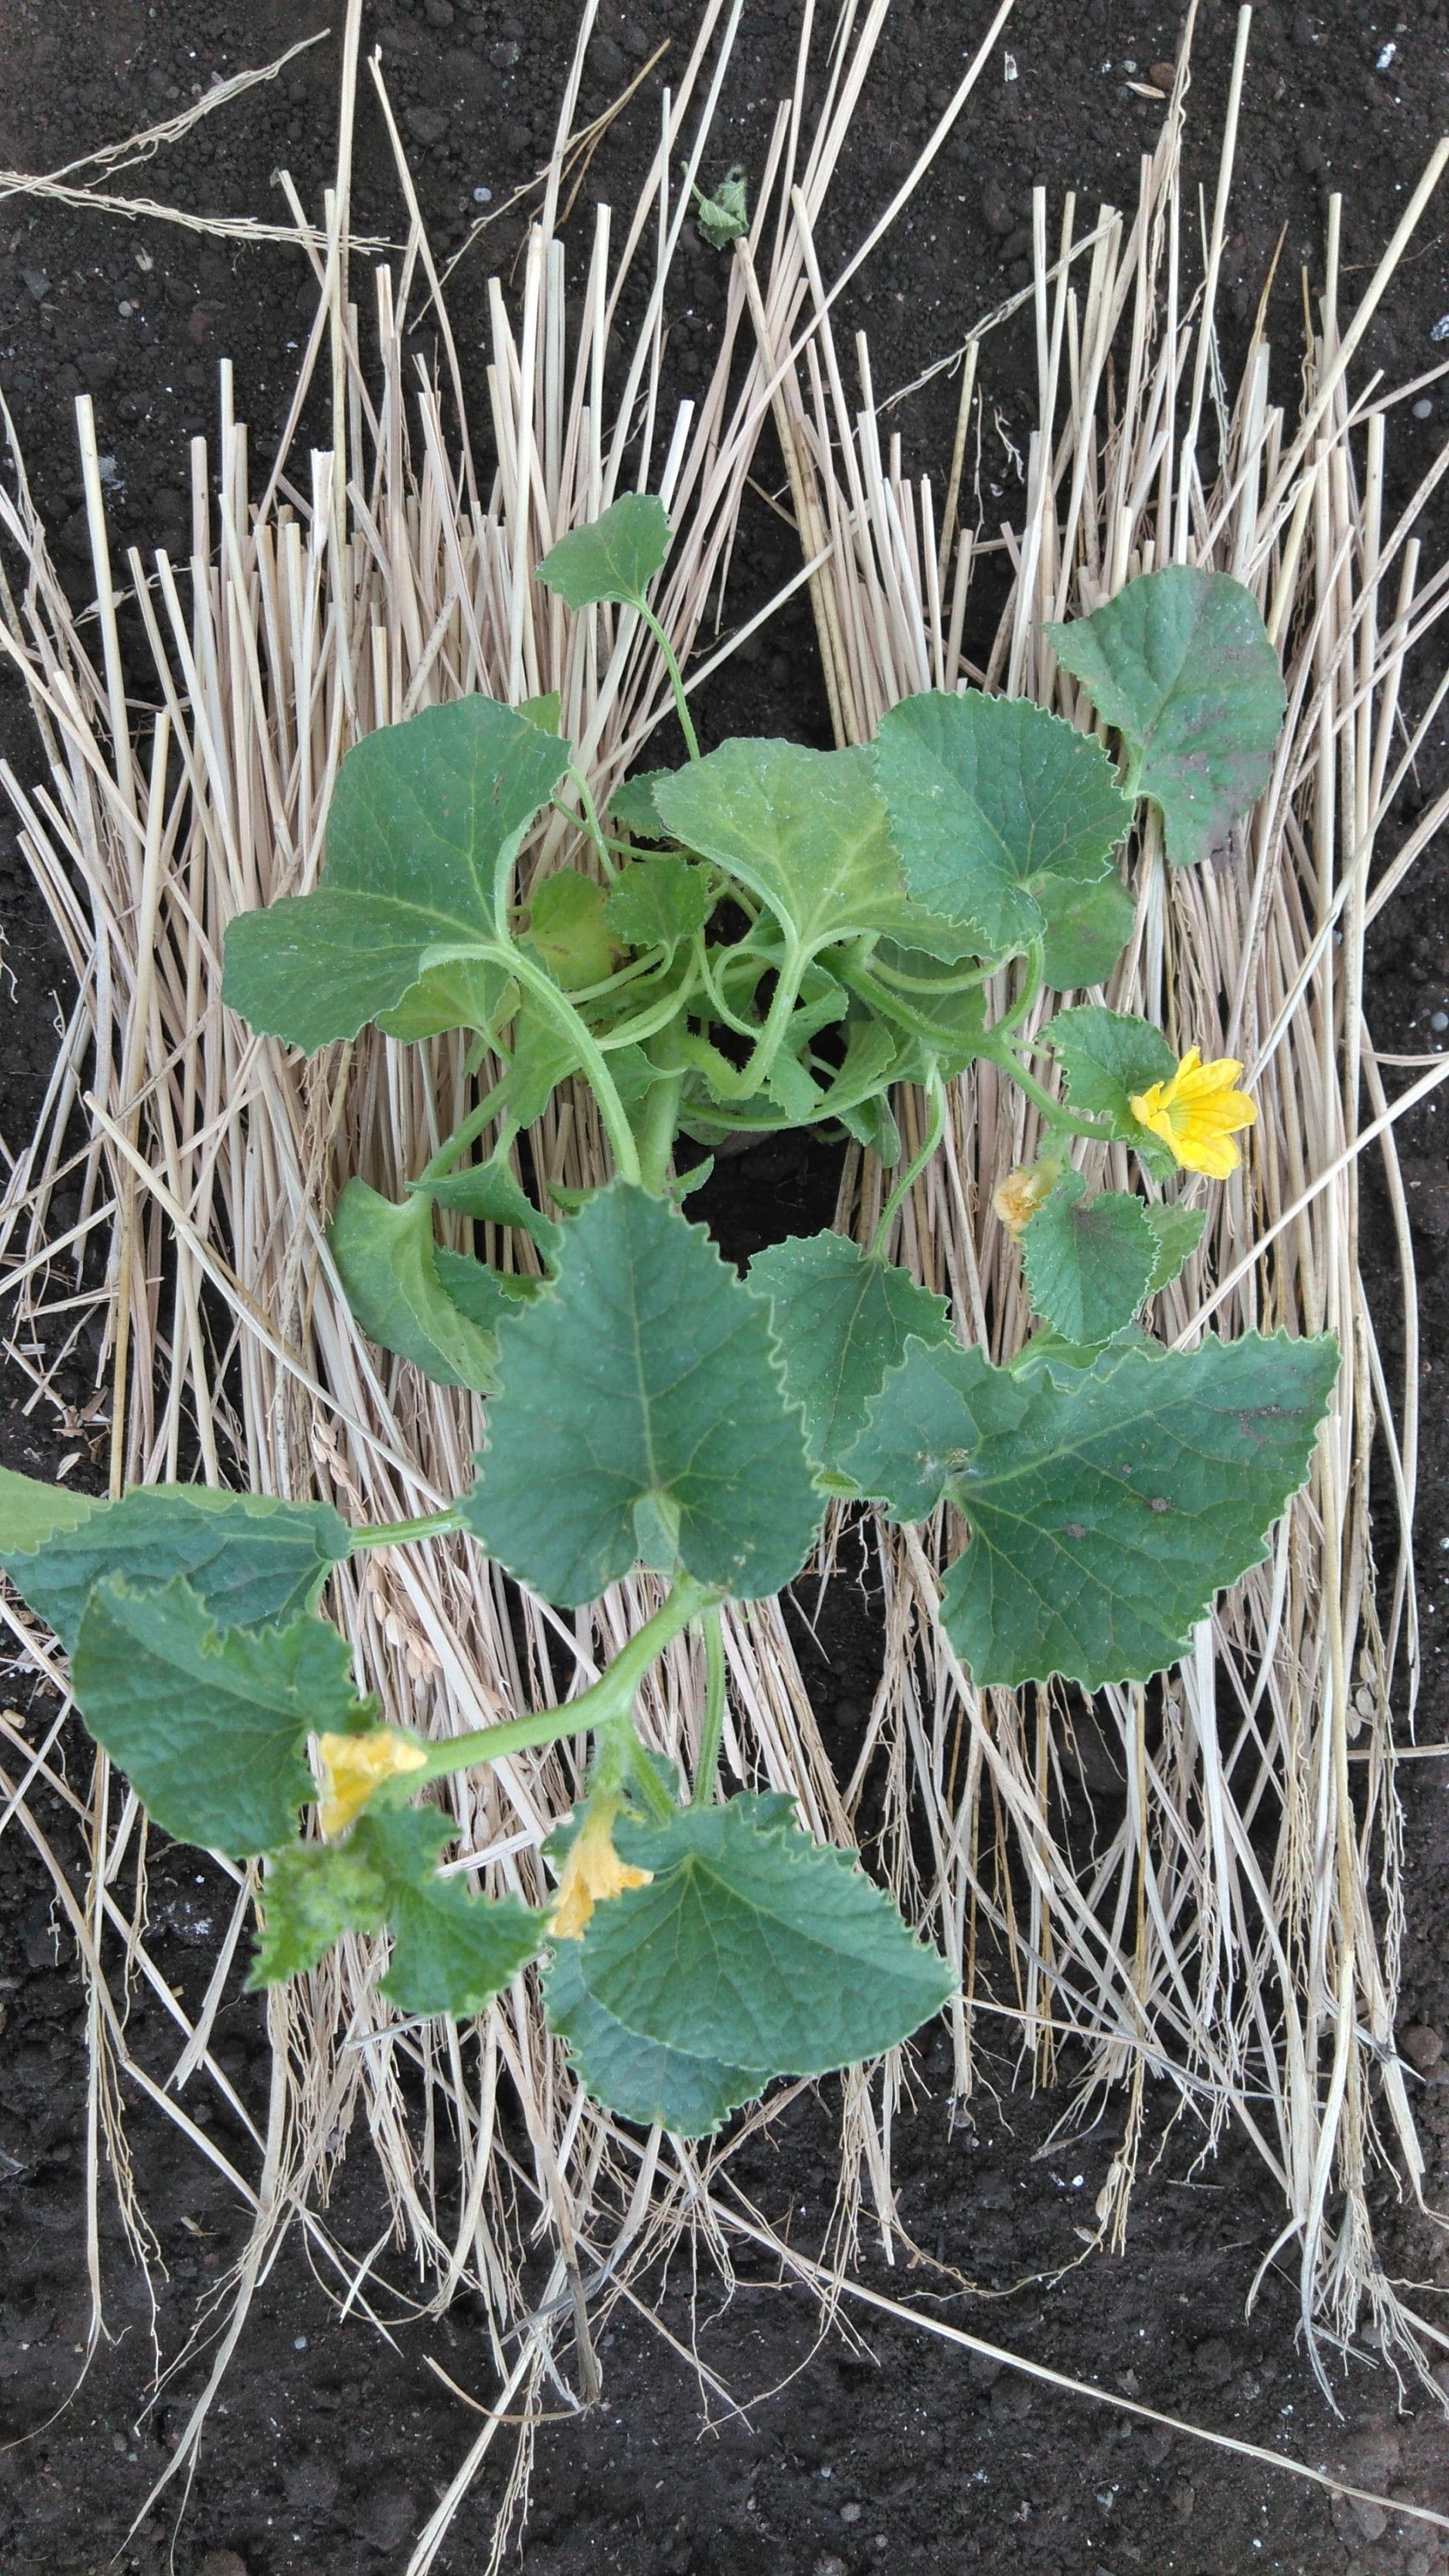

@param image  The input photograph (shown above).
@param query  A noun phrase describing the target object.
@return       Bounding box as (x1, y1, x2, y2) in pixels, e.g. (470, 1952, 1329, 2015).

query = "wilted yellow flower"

(551, 1800, 653, 1941)
(317, 1728, 427, 1836)
(1130, 1046, 1257, 1179)
(992, 1156, 1065, 1241)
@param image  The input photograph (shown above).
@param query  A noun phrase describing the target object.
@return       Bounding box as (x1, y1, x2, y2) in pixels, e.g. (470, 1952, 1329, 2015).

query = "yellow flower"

(551, 1800, 652, 1941)
(992, 1156, 1065, 1241)
(316, 1728, 427, 1836)
(1129, 1047, 1258, 1180)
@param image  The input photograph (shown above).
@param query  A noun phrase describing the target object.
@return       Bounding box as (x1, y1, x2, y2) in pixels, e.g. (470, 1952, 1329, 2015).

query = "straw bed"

(2, 1, 1447, 2559)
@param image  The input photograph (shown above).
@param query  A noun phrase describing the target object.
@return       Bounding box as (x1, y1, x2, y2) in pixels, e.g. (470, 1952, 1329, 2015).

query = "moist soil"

(2, 3, 1449, 2572)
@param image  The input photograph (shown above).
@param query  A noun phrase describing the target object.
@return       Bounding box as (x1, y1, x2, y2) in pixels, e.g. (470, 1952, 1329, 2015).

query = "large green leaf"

(328, 1180, 500, 1391)
(605, 856, 711, 949)
(1047, 567, 1286, 869)
(748, 1233, 949, 1477)
(1020, 1173, 1158, 1346)
(3, 1485, 351, 1654)
(871, 691, 1132, 957)
(361, 1805, 547, 2015)
(544, 1939, 767, 2136)
(525, 869, 620, 989)
(845, 1332, 1338, 1686)
(72, 1575, 368, 1855)
(653, 740, 937, 963)
(577, 1795, 953, 2073)
(1049, 1005, 1179, 1176)
(463, 1183, 822, 1605)
(221, 699, 568, 1050)
(0, 1464, 97, 1555)
(536, 494, 672, 608)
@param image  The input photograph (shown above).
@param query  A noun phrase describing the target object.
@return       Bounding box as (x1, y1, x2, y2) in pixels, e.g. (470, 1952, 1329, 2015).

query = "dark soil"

(3, 3, 1449, 2574)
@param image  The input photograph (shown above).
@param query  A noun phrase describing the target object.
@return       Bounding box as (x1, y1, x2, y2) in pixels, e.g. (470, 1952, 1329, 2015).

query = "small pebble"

(472, 186, 493, 204)
(841, 2501, 863, 2524)
(1431, 315, 1449, 345)
(1375, 41, 1397, 72)
(1403, 2024, 1444, 2071)
(1413, 398, 1435, 420)
(1429, 1010, 1447, 1033)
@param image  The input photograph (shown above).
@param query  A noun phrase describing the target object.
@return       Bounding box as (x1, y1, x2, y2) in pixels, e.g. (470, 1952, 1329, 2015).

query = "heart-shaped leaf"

(748, 1232, 949, 1476)
(463, 1183, 822, 1605)
(544, 1938, 767, 2136)
(536, 494, 672, 608)
(329, 1180, 500, 1390)
(1049, 1005, 1180, 1177)
(222, 699, 568, 1050)
(575, 1794, 953, 2075)
(871, 691, 1133, 956)
(73, 1575, 369, 1856)
(1020, 1172, 1158, 1346)
(605, 856, 711, 949)
(608, 771, 672, 842)
(1047, 567, 1286, 868)
(3, 1485, 351, 1654)
(526, 869, 620, 989)
(251, 1806, 546, 2008)
(845, 1331, 1338, 1686)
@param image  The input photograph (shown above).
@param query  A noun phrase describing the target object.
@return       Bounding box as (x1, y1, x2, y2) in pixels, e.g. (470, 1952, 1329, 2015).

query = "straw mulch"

(2, 2, 1447, 2561)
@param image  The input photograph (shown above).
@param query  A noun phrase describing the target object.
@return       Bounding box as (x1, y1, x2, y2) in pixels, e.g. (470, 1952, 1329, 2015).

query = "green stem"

(558, 765, 620, 880)
(411, 1574, 718, 1785)
(868, 954, 1002, 998)
(691, 1606, 728, 1806)
(986, 937, 1045, 1048)
(635, 600, 702, 763)
(985, 1045, 1115, 1140)
(414, 1081, 511, 1191)
(497, 945, 643, 1185)
(349, 1507, 464, 1553)
(635, 1071, 685, 1194)
(595, 953, 700, 1051)
(870, 1064, 947, 1257)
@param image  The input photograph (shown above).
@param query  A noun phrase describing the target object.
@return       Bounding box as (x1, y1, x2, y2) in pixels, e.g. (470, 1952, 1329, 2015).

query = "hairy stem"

(635, 600, 702, 763)
(691, 1605, 728, 1806)
(870, 1064, 947, 1257)
(349, 1507, 464, 1552)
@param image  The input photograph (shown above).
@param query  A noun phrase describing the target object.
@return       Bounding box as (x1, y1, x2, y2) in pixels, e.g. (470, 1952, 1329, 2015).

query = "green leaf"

(375, 954, 512, 1044)
(520, 689, 562, 734)
(544, 1938, 767, 2136)
(463, 1183, 822, 1605)
(1143, 1202, 1206, 1295)
(1049, 1005, 1179, 1174)
(652, 740, 912, 962)
(525, 869, 620, 989)
(1039, 873, 1137, 990)
(72, 1575, 368, 1856)
(0, 1464, 97, 1555)
(871, 691, 1132, 956)
(1011, 1322, 1159, 1380)
(433, 1249, 540, 1331)
(845, 1332, 1338, 1687)
(221, 700, 568, 1050)
(3, 1485, 351, 1654)
(748, 1233, 949, 1476)
(249, 1842, 389, 1984)
(501, 999, 583, 1127)
(420, 1152, 562, 1260)
(329, 1180, 499, 1390)
(608, 772, 672, 842)
(604, 856, 711, 949)
(1020, 1173, 1158, 1346)
(536, 494, 672, 609)
(359, 1805, 547, 2017)
(577, 1795, 953, 2074)
(1046, 567, 1286, 869)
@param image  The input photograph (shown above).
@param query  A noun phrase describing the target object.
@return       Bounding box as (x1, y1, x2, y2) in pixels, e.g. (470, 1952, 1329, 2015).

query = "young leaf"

(358, 1805, 547, 2016)
(604, 856, 711, 949)
(536, 494, 672, 609)
(1020, 1173, 1158, 1346)
(3, 1485, 352, 1654)
(375, 954, 512, 1044)
(544, 1938, 768, 2136)
(249, 1842, 389, 1985)
(651, 740, 912, 961)
(463, 1183, 822, 1604)
(748, 1233, 949, 1476)
(0, 1464, 97, 1555)
(221, 699, 568, 1051)
(846, 1332, 1339, 1687)
(420, 1153, 562, 1260)
(72, 1575, 369, 1855)
(577, 1795, 954, 2074)
(608, 772, 672, 842)
(432, 1250, 540, 1331)
(1143, 1202, 1207, 1295)
(329, 1180, 500, 1390)
(1046, 567, 1286, 869)
(1039, 872, 1137, 990)
(519, 689, 563, 734)
(1049, 1005, 1179, 1175)
(525, 869, 620, 989)
(501, 999, 583, 1127)
(871, 691, 1132, 956)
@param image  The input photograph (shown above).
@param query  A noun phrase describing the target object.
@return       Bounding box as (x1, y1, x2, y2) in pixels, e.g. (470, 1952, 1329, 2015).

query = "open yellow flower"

(551, 1799, 653, 1941)
(316, 1728, 427, 1836)
(1130, 1047, 1257, 1180)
